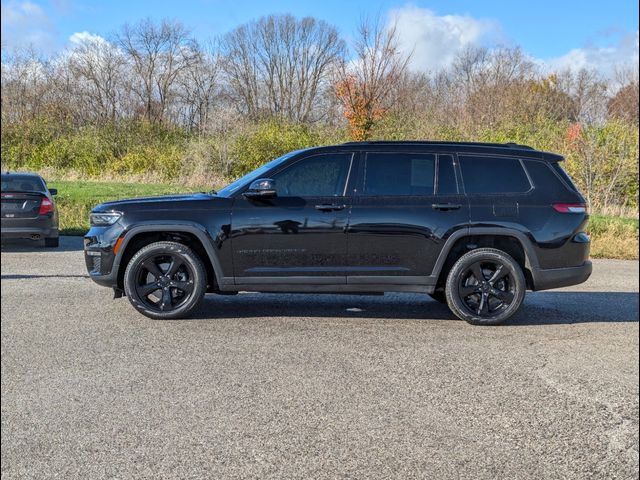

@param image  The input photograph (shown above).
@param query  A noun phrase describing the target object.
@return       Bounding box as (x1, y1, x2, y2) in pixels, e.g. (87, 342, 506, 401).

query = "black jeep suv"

(84, 141, 592, 325)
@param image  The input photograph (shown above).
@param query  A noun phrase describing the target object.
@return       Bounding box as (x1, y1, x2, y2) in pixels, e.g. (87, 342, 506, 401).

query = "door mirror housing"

(49, 188, 58, 196)
(244, 179, 277, 199)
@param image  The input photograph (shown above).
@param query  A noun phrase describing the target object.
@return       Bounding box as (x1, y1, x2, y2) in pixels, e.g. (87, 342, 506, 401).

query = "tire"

(445, 248, 526, 325)
(123, 241, 207, 320)
(44, 237, 59, 248)
(429, 291, 447, 304)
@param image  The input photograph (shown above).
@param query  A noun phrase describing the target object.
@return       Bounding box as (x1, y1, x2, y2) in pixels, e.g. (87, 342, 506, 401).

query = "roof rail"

(341, 140, 534, 150)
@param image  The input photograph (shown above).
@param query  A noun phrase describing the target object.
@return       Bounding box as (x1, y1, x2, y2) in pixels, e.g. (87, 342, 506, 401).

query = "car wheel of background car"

(124, 241, 207, 320)
(445, 248, 526, 326)
(428, 291, 447, 304)
(44, 237, 59, 248)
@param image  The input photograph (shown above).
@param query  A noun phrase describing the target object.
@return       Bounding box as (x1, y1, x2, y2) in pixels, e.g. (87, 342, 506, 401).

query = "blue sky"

(2, 0, 638, 74)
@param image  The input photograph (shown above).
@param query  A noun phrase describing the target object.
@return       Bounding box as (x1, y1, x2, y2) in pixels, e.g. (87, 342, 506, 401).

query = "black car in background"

(84, 141, 592, 325)
(1, 172, 59, 248)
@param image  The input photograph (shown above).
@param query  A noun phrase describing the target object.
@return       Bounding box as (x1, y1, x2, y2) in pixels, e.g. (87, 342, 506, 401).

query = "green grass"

(49, 180, 208, 235)
(589, 214, 639, 260)
(49, 180, 640, 260)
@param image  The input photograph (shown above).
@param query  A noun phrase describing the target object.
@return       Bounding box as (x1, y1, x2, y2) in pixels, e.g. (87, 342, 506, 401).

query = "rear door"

(346, 151, 469, 286)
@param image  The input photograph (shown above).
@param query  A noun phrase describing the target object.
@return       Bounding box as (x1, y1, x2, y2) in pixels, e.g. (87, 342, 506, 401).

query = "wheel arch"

(113, 223, 223, 292)
(432, 227, 539, 290)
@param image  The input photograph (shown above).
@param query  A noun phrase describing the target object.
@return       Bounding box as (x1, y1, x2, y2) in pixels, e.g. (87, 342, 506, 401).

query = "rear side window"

(523, 160, 574, 195)
(459, 156, 531, 194)
(550, 163, 579, 192)
(362, 153, 435, 196)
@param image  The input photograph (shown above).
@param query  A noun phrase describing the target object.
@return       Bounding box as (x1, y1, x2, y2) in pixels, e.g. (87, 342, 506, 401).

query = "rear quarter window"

(459, 156, 531, 194)
(523, 160, 573, 195)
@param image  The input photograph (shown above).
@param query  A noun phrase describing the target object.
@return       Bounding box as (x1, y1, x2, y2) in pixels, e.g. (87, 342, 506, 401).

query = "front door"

(347, 151, 469, 287)
(231, 152, 355, 284)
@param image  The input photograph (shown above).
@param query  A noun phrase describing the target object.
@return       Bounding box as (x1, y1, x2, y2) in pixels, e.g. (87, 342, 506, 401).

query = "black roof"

(336, 141, 564, 162)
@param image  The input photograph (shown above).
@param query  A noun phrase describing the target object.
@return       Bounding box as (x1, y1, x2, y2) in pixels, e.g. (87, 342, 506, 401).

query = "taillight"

(39, 198, 54, 215)
(552, 203, 587, 213)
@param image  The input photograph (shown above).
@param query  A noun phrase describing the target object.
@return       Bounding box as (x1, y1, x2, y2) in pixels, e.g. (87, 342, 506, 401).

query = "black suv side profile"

(84, 141, 592, 325)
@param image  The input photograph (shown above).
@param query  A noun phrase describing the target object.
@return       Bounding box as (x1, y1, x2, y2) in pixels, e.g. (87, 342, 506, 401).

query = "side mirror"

(49, 188, 58, 196)
(243, 179, 277, 199)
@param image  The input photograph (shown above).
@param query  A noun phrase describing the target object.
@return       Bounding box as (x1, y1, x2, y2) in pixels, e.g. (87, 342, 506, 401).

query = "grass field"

(49, 180, 209, 235)
(49, 180, 639, 260)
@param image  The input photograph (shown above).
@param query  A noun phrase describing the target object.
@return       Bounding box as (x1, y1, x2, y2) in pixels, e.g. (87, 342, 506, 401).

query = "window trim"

(435, 153, 460, 195)
(458, 154, 534, 196)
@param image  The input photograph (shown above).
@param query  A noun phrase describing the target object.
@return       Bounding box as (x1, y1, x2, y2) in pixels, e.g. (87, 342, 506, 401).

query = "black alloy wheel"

(445, 248, 526, 325)
(124, 241, 206, 319)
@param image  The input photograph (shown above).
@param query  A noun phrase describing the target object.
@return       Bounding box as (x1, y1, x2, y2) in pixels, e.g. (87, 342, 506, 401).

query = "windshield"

(1, 174, 46, 193)
(217, 149, 306, 197)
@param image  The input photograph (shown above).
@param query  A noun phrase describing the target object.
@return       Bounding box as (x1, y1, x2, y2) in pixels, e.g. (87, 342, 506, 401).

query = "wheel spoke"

(460, 285, 479, 297)
(491, 288, 514, 304)
(174, 280, 194, 294)
(160, 288, 173, 311)
(139, 282, 160, 297)
(142, 259, 163, 279)
(470, 263, 485, 283)
(165, 257, 183, 277)
(477, 292, 490, 315)
(488, 265, 509, 285)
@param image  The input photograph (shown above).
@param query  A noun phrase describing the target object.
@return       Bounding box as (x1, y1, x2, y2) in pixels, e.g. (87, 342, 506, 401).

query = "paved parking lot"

(1, 237, 638, 479)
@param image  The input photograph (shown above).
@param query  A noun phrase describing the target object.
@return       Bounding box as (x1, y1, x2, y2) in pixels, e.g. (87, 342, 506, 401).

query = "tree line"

(1, 15, 638, 210)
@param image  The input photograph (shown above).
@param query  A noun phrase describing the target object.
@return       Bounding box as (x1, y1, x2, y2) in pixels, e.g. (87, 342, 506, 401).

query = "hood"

(92, 192, 219, 212)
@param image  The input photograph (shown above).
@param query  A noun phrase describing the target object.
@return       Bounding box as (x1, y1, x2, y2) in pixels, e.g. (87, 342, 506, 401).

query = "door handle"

(315, 204, 346, 212)
(432, 203, 462, 211)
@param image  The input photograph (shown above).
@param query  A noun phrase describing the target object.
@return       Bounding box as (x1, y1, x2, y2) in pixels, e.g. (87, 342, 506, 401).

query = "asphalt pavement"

(1, 237, 638, 479)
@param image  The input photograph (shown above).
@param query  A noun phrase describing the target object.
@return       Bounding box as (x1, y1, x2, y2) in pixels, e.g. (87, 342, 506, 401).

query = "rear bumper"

(531, 260, 592, 291)
(1, 226, 58, 239)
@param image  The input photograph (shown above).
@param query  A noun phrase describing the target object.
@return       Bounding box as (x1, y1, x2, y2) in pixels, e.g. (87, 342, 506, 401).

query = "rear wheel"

(44, 237, 59, 248)
(445, 248, 525, 325)
(124, 241, 206, 319)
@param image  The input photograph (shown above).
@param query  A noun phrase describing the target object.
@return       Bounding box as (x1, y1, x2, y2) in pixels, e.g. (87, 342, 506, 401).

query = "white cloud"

(541, 31, 639, 78)
(69, 31, 108, 46)
(388, 5, 502, 72)
(387, 4, 638, 79)
(1, 0, 55, 51)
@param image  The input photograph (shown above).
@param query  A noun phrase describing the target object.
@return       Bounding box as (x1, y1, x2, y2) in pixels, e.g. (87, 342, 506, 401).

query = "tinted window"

(437, 155, 458, 194)
(363, 153, 435, 196)
(459, 156, 531, 194)
(523, 160, 572, 195)
(1, 175, 46, 193)
(272, 153, 352, 197)
(551, 163, 579, 192)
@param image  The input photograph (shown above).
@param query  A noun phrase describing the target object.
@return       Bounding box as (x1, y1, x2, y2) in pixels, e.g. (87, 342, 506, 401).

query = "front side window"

(362, 153, 435, 196)
(459, 156, 531, 194)
(272, 153, 352, 197)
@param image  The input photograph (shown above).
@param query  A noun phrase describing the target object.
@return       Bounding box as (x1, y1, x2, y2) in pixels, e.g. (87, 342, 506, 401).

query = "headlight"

(90, 212, 122, 226)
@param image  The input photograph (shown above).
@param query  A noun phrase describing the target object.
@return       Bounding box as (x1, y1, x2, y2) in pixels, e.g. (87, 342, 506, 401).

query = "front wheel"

(124, 241, 207, 319)
(445, 248, 526, 325)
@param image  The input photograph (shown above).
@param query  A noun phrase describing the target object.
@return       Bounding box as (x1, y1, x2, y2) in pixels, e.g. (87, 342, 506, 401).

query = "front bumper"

(531, 260, 593, 291)
(84, 225, 123, 288)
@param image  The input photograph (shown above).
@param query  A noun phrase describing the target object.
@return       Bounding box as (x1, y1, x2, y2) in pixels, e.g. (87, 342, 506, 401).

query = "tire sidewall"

(124, 241, 206, 320)
(445, 248, 526, 325)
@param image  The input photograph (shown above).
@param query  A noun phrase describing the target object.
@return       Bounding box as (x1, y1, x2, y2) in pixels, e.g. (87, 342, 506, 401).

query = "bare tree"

(177, 40, 220, 133)
(221, 14, 345, 122)
(608, 66, 639, 124)
(67, 36, 127, 123)
(334, 16, 411, 140)
(116, 18, 198, 123)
